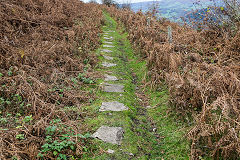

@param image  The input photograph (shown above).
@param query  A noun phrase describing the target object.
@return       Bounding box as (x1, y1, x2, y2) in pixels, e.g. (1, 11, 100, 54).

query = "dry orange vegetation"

(104, 6, 240, 159)
(1, 0, 240, 159)
(0, 0, 103, 159)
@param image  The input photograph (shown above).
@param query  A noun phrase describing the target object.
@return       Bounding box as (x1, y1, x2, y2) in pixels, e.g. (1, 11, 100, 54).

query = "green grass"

(80, 12, 190, 160)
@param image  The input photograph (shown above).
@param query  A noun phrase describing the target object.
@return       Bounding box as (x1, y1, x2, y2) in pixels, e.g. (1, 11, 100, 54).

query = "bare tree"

(89, 0, 98, 3)
(121, 0, 131, 10)
(102, 0, 119, 7)
(147, 0, 160, 17)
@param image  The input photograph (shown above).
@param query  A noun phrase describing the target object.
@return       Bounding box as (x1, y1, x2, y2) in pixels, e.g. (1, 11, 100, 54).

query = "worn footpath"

(81, 13, 189, 160)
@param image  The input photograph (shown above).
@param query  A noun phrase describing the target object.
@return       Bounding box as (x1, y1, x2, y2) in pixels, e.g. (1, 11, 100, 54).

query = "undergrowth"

(0, 0, 103, 159)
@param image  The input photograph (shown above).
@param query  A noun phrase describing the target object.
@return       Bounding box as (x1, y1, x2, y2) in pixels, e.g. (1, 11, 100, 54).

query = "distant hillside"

(128, 0, 220, 22)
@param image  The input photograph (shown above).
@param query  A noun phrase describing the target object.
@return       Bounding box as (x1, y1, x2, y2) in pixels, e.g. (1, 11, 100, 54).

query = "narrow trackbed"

(82, 13, 189, 160)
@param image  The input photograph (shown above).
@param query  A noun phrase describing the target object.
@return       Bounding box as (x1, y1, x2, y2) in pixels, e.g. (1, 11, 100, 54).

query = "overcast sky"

(82, 0, 161, 4)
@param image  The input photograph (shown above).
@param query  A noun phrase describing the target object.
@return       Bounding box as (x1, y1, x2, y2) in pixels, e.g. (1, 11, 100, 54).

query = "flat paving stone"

(103, 44, 114, 48)
(103, 55, 114, 60)
(100, 101, 128, 111)
(104, 37, 113, 40)
(106, 30, 115, 33)
(92, 126, 123, 145)
(101, 49, 113, 53)
(104, 74, 118, 81)
(102, 62, 117, 67)
(104, 41, 113, 44)
(103, 83, 124, 92)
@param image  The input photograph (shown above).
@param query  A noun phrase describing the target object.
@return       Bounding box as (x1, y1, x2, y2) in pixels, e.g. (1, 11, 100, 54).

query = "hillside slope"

(129, 0, 221, 22)
(0, 0, 103, 159)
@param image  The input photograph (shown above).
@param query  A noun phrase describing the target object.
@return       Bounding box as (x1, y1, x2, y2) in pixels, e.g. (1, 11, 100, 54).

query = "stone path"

(93, 29, 127, 145)
(86, 13, 185, 160)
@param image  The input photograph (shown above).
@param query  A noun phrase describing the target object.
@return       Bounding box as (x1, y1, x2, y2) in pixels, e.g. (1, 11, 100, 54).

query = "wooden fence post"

(168, 26, 172, 43)
(147, 17, 151, 28)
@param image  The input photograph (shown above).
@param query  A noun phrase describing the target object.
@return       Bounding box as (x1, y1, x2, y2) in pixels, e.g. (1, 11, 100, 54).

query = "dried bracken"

(0, 0, 103, 159)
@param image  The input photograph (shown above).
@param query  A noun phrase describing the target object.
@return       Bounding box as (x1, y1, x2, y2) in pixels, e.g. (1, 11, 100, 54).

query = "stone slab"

(100, 101, 128, 111)
(92, 126, 123, 145)
(104, 74, 118, 81)
(106, 30, 115, 33)
(103, 55, 114, 60)
(102, 62, 117, 67)
(104, 41, 113, 44)
(104, 37, 113, 40)
(103, 44, 114, 48)
(101, 49, 113, 53)
(103, 83, 124, 92)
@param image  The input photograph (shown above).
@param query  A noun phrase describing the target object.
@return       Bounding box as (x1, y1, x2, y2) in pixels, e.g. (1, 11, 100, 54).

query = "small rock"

(153, 128, 157, 132)
(126, 152, 134, 156)
(129, 153, 134, 156)
(107, 149, 115, 154)
(92, 126, 124, 145)
(102, 62, 117, 67)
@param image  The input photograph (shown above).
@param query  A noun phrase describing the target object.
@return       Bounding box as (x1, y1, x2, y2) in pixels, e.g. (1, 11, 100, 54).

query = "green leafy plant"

(8, 67, 13, 76)
(0, 117, 8, 124)
(77, 73, 95, 84)
(46, 125, 57, 136)
(83, 58, 89, 65)
(38, 119, 91, 159)
(71, 78, 78, 85)
(22, 115, 33, 124)
(16, 134, 25, 140)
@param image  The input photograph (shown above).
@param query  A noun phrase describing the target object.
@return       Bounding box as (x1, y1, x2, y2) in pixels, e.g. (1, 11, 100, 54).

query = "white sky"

(82, 0, 161, 4)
